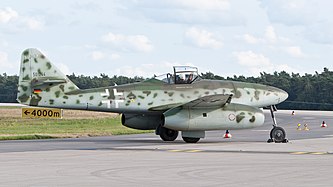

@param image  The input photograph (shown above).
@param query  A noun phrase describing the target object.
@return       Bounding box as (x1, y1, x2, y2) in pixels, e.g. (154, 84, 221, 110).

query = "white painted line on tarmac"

(0, 103, 25, 107)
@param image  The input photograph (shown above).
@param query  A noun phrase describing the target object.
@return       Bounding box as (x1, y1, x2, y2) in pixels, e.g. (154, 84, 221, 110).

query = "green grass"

(0, 108, 153, 140)
(0, 106, 22, 109)
(0, 134, 56, 140)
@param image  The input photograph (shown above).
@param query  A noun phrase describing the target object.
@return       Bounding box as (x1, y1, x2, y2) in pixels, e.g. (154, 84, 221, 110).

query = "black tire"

(159, 127, 178, 141)
(182, 137, 200, 143)
(270, 126, 286, 143)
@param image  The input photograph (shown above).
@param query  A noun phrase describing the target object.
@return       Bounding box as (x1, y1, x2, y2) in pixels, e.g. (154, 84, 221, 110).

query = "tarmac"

(0, 110, 333, 186)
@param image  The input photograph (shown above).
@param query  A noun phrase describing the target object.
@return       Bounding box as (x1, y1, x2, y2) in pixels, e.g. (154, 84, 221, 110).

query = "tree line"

(1, 68, 333, 110)
(200, 68, 333, 110)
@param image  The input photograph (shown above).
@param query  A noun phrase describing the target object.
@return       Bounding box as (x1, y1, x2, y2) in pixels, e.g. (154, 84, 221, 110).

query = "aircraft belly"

(188, 108, 264, 130)
(163, 103, 265, 131)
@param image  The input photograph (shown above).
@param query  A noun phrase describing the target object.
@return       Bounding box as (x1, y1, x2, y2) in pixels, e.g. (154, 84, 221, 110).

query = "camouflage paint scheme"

(17, 49, 288, 140)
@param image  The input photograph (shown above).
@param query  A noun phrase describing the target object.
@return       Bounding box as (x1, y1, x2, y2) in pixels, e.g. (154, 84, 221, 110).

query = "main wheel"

(270, 126, 286, 143)
(182, 137, 200, 143)
(159, 127, 178, 141)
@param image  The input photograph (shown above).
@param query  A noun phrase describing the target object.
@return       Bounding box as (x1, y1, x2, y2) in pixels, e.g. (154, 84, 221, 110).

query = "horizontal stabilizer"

(31, 77, 67, 87)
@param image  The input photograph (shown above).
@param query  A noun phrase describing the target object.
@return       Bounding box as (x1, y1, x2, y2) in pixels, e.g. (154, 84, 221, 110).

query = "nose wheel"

(267, 105, 288, 143)
(269, 126, 288, 143)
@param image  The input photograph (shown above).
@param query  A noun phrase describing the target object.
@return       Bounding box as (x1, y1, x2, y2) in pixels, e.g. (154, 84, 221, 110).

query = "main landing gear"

(267, 105, 288, 143)
(157, 126, 178, 141)
(156, 126, 201, 143)
(182, 137, 200, 143)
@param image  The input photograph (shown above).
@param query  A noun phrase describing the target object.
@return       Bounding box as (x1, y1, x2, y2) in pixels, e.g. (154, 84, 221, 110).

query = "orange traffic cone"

(224, 130, 232, 138)
(321, 121, 327, 128)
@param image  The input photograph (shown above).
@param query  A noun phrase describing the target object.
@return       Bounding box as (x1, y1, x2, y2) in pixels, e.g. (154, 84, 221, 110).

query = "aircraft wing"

(149, 94, 232, 111)
(149, 103, 184, 111)
(182, 94, 233, 108)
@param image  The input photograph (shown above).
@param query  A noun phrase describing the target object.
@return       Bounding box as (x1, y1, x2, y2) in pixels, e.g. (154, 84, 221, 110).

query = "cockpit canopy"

(155, 66, 200, 84)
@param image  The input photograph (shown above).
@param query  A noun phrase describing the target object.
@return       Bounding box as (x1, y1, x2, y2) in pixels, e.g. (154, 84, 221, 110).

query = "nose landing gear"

(267, 105, 288, 143)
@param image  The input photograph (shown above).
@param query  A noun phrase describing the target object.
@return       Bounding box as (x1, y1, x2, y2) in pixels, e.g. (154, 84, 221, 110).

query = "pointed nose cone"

(269, 86, 289, 103)
(280, 89, 289, 102)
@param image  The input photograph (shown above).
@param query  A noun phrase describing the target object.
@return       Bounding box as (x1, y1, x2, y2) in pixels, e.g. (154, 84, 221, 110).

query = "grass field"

(0, 107, 153, 140)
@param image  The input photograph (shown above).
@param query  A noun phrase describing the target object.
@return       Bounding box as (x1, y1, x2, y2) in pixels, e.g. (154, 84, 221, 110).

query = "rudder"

(17, 48, 79, 106)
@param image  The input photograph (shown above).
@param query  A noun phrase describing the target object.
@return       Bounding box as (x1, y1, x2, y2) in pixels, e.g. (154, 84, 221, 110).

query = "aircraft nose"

(280, 89, 289, 102)
(269, 86, 289, 103)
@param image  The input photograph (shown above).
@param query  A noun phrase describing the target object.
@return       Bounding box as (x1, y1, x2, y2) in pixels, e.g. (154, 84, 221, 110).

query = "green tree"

(1, 68, 333, 110)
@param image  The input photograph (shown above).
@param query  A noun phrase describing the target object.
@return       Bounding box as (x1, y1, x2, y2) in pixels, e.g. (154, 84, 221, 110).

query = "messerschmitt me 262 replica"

(17, 48, 289, 143)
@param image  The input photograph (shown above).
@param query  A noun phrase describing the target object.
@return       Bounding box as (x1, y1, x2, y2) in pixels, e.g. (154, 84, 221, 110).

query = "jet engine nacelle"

(162, 103, 265, 131)
(121, 113, 161, 130)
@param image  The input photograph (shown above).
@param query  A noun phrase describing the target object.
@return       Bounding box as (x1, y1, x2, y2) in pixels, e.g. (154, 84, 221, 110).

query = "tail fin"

(17, 48, 79, 106)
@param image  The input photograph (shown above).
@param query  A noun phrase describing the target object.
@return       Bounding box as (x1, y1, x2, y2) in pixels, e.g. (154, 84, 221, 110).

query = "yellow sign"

(22, 107, 63, 119)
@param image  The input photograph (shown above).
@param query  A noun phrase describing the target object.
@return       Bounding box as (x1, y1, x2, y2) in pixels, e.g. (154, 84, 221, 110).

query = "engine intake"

(121, 113, 161, 130)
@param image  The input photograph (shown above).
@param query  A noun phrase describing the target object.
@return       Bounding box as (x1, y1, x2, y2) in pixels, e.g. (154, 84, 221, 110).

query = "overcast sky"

(1, 0, 333, 78)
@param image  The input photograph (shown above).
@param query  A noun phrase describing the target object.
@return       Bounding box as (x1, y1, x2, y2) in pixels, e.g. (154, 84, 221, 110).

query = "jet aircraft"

(17, 48, 289, 143)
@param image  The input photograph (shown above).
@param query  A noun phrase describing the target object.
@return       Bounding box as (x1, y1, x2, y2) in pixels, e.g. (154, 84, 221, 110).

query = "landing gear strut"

(267, 105, 288, 143)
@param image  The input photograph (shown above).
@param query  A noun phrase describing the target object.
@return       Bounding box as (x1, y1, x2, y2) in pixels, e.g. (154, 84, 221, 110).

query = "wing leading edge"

(149, 94, 233, 112)
(182, 94, 233, 108)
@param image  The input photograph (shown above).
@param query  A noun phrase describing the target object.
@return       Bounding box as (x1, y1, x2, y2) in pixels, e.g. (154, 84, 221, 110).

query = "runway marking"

(79, 148, 332, 156)
(290, 152, 328, 155)
(310, 152, 326, 155)
(169, 150, 183, 152)
(290, 152, 308, 155)
(185, 150, 203, 153)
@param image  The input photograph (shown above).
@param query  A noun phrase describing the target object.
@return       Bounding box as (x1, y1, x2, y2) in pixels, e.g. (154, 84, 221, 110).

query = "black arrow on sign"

(24, 110, 30, 115)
